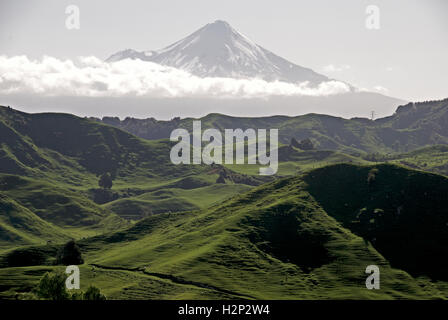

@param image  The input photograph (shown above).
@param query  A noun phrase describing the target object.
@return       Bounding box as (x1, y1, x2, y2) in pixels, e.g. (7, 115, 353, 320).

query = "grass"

(104, 184, 252, 219)
(1, 105, 448, 300)
(0, 193, 69, 249)
(0, 174, 127, 238)
(3, 164, 445, 299)
(101, 98, 448, 155)
(78, 164, 448, 299)
(304, 163, 448, 280)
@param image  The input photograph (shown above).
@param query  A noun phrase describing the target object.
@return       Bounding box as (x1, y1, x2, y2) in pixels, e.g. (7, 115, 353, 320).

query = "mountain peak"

(199, 20, 238, 39)
(106, 20, 329, 85)
(208, 20, 232, 28)
(212, 19, 230, 25)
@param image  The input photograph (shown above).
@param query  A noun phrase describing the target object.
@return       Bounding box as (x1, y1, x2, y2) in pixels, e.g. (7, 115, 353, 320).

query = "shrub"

(56, 240, 84, 265)
(83, 285, 106, 300)
(298, 138, 314, 151)
(35, 271, 69, 300)
(290, 138, 314, 150)
(35, 272, 106, 300)
(216, 172, 226, 184)
(98, 173, 113, 189)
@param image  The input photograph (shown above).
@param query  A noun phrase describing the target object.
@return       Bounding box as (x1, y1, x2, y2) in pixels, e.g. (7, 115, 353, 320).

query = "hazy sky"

(0, 0, 447, 102)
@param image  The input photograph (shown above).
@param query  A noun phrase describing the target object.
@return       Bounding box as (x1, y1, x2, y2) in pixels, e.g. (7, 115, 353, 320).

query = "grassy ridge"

(105, 184, 252, 219)
(0, 194, 69, 249)
(304, 164, 448, 280)
(8, 163, 439, 299)
(99, 99, 448, 154)
(1, 105, 448, 299)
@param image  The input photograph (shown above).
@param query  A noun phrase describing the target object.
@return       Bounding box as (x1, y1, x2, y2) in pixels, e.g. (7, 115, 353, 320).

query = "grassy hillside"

(85, 164, 448, 299)
(105, 184, 252, 220)
(1, 105, 448, 300)
(304, 164, 448, 280)
(2, 164, 446, 299)
(97, 98, 448, 154)
(387, 145, 448, 176)
(0, 107, 177, 181)
(0, 106, 267, 243)
(0, 105, 277, 224)
(0, 193, 69, 249)
(0, 174, 124, 231)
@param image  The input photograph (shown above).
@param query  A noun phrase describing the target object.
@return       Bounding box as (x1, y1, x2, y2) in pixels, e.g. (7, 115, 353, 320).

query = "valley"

(1, 100, 448, 299)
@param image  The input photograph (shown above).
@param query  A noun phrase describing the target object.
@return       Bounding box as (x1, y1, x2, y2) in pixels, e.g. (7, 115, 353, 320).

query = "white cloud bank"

(0, 55, 351, 99)
(373, 85, 389, 93)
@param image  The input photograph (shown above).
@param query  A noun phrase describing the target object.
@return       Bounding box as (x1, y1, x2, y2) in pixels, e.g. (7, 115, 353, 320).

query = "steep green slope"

(32, 164, 444, 299)
(0, 106, 261, 190)
(304, 163, 448, 280)
(0, 174, 126, 234)
(1, 164, 448, 299)
(0, 118, 50, 176)
(1, 104, 447, 299)
(0, 193, 69, 249)
(0, 106, 265, 234)
(0, 107, 172, 180)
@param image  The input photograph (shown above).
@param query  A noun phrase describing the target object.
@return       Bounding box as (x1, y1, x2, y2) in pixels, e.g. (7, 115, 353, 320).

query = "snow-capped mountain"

(107, 20, 329, 85)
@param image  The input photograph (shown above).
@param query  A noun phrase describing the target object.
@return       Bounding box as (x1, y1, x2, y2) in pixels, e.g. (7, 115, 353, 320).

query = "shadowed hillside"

(304, 164, 448, 280)
(0, 106, 267, 243)
(95, 98, 448, 154)
(1, 105, 448, 300)
(2, 164, 446, 299)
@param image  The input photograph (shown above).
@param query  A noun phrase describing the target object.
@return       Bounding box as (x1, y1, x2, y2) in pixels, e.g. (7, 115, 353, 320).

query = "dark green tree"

(56, 240, 84, 265)
(289, 137, 301, 148)
(35, 271, 69, 300)
(98, 172, 113, 189)
(298, 138, 314, 151)
(83, 285, 106, 300)
(216, 171, 226, 184)
(35, 272, 107, 300)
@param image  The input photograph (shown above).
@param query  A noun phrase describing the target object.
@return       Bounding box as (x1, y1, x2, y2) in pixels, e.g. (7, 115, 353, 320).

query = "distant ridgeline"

(93, 98, 448, 155)
(2, 100, 448, 299)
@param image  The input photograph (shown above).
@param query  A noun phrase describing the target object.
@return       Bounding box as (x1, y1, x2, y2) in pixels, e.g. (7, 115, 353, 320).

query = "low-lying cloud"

(0, 55, 351, 99)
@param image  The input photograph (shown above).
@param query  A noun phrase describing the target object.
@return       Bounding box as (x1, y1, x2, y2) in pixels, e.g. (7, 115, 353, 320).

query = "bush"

(298, 138, 314, 151)
(56, 240, 84, 265)
(216, 172, 226, 184)
(83, 285, 106, 300)
(290, 137, 300, 148)
(290, 138, 314, 150)
(35, 272, 106, 300)
(35, 271, 69, 300)
(98, 173, 113, 189)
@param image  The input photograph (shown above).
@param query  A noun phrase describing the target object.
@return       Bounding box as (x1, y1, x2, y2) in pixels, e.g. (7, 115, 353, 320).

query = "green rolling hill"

(0, 193, 69, 249)
(1, 164, 448, 299)
(99, 98, 448, 154)
(0, 104, 448, 300)
(0, 106, 264, 245)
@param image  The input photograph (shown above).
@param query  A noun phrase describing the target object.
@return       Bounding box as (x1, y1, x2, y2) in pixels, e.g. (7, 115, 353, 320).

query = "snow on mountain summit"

(107, 20, 329, 85)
